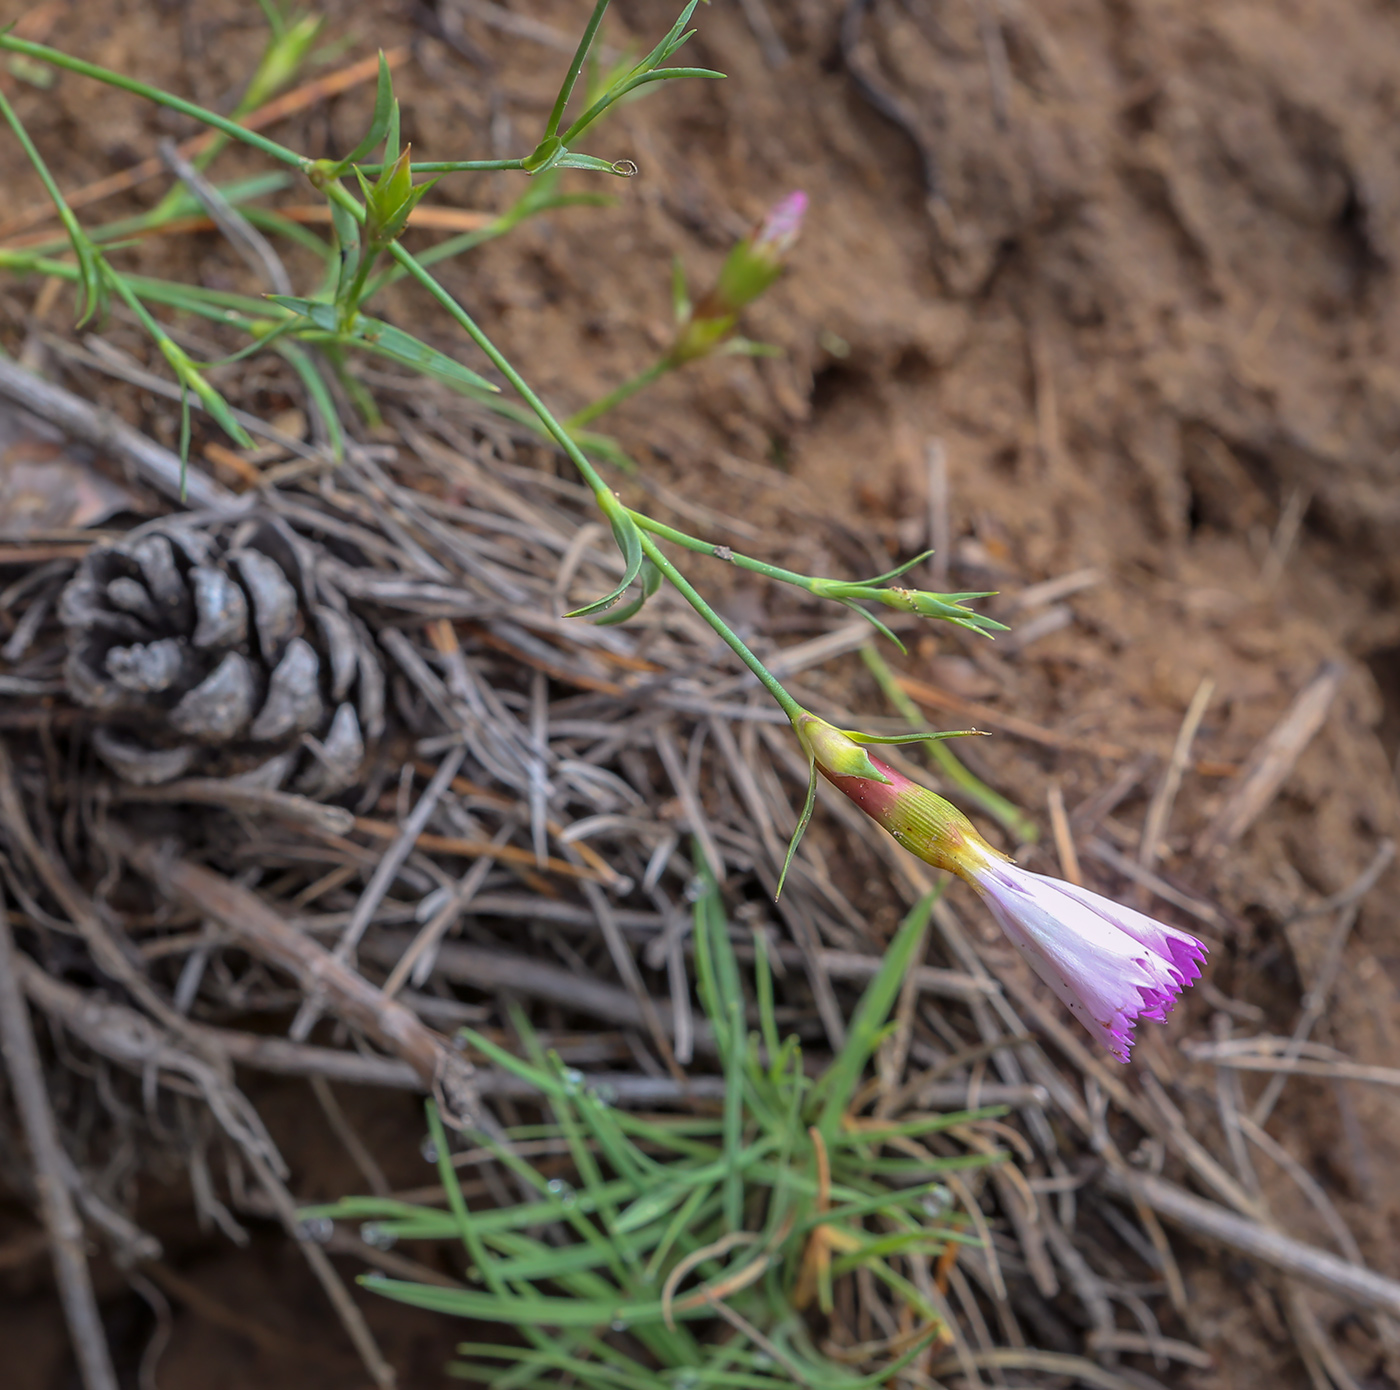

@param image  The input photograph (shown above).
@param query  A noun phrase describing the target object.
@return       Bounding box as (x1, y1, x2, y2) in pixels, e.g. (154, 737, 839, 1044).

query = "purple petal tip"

(758, 192, 807, 249)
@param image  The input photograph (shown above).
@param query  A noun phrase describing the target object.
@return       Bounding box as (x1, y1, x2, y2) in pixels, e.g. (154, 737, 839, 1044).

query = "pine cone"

(60, 515, 383, 796)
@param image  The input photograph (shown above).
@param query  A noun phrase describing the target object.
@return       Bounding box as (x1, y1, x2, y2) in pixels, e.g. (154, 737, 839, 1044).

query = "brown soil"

(4, 0, 1400, 1386)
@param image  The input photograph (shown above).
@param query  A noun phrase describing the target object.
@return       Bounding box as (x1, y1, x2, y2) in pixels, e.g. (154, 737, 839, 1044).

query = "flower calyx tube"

(778, 712, 978, 897)
(791, 712, 1207, 1062)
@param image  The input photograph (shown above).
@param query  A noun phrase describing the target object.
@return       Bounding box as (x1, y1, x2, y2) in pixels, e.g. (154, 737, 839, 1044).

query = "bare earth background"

(2, 0, 1400, 1385)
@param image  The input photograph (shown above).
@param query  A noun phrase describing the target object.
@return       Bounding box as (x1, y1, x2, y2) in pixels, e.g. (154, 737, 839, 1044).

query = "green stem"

(387, 242, 612, 501)
(0, 34, 309, 172)
(0, 86, 88, 247)
(860, 645, 1039, 844)
(637, 533, 804, 721)
(0, 249, 71, 278)
(356, 159, 528, 174)
(629, 511, 827, 593)
(101, 265, 253, 447)
(336, 244, 380, 329)
(360, 218, 506, 301)
(566, 358, 669, 430)
(544, 0, 612, 140)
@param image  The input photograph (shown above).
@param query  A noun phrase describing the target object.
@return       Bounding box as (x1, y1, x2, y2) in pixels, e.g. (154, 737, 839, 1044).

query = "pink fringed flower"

(794, 714, 1207, 1062)
(961, 858, 1206, 1062)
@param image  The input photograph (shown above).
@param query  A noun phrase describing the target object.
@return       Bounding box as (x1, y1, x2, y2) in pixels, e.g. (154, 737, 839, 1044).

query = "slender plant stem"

(629, 512, 824, 592)
(361, 217, 507, 299)
(336, 245, 379, 331)
(637, 533, 805, 720)
(102, 271, 190, 382)
(388, 242, 612, 501)
(568, 358, 669, 429)
(0, 250, 74, 279)
(358, 159, 527, 174)
(0, 35, 309, 171)
(0, 87, 87, 248)
(561, 74, 657, 145)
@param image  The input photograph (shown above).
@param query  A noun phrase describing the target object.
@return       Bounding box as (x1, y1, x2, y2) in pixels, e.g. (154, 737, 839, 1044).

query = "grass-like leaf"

(812, 889, 938, 1141)
(307, 857, 1005, 1389)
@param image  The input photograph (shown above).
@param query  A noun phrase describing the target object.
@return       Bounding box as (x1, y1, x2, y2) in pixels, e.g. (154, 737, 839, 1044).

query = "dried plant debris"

(60, 514, 383, 793)
(3, 0, 1400, 1381)
(0, 380, 1394, 1389)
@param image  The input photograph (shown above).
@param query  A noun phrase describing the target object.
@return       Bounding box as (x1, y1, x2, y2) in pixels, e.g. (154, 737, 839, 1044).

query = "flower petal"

(972, 863, 1204, 1062)
(1050, 880, 1208, 986)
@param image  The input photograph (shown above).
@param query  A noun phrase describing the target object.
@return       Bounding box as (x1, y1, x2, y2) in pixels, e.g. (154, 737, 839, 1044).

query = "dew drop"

(421, 1137, 440, 1163)
(298, 1216, 334, 1243)
(360, 1223, 398, 1250)
(546, 1177, 577, 1207)
(610, 1318, 628, 1332)
(921, 1186, 952, 1219)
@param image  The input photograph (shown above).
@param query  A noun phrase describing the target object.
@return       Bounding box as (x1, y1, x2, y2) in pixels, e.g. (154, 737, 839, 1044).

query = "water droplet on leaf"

(360, 1222, 398, 1250)
(298, 1216, 334, 1243)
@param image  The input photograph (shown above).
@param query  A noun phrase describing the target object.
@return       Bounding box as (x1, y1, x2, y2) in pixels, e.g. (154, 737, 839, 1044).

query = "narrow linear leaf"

(551, 152, 637, 175)
(593, 556, 661, 626)
(334, 51, 395, 169)
(566, 508, 644, 617)
(841, 598, 907, 654)
(268, 294, 500, 394)
(775, 756, 817, 899)
(814, 888, 940, 1139)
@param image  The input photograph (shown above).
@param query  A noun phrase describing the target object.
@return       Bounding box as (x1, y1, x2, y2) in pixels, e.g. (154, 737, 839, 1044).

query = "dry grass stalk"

(0, 363, 1392, 1389)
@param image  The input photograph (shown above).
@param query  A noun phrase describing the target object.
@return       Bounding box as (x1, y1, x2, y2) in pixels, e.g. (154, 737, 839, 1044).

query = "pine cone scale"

(190, 567, 248, 649)
(61, 515, 376, 795)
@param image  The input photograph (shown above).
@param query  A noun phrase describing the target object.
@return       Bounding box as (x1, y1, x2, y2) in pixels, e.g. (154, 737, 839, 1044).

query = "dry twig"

(0, 894, 119, 1390)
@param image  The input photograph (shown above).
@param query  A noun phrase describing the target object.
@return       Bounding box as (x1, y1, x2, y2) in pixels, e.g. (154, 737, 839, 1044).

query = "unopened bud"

(359, 146, 437, 248)
(794, 713, 889, 783)
(669, 191, 806, 364)
(713, 191, 806, 312)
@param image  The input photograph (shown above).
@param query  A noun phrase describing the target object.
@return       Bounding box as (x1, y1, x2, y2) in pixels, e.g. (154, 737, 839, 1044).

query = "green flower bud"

(714, 191, 806, 312)
(667, 192, 806, 365)
(792, 713, 890, 784)
(357, 146, 438, 249)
